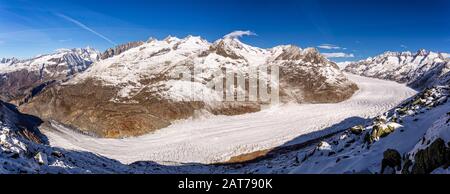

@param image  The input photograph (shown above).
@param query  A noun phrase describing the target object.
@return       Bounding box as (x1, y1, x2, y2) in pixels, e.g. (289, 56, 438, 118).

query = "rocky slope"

(219, 85, 449, 174)
(20, 35, 357, 138)
(100, 41, 144, 60)
(0, 48, 99, 105)
(344, 50, 450, 89)
(0, 100, 136, 173)
(1, 100, 214, 174)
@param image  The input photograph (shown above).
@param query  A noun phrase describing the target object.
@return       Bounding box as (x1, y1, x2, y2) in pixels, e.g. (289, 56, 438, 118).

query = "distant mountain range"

(0, 48, 99, 104)
(344, 49, 450, 89)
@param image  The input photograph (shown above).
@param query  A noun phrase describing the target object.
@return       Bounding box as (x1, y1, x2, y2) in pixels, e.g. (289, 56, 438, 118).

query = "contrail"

(56, 13, 116, 45)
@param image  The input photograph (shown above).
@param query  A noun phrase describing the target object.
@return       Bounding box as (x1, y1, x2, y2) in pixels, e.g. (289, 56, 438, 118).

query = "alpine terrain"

(0, 35, 448, 174)
(0, 48, 99, 105)
(345, 50, 450, 89)
(19, 35, 357, 138)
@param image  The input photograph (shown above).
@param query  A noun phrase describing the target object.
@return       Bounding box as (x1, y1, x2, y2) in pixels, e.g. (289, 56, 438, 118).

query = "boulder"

(396, 107, 408, 115)
(381, 149, 402, 174)
(34, 152, 48, 165)
(317, 141, 332, 151)
(411, 138, 450, 174)
(374, 115, 387, 123)
(365, 124, 395, 143)
(349, 125, 365, 135)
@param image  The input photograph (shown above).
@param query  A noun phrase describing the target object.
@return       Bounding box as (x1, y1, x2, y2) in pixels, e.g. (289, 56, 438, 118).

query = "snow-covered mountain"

(0, 48, 99, 104)
(335, 61, 353, 70)
(344, 50, 450, 89)
(0, 57, 19, 67)
(20, 35, 357, 138)
(100, 41, 144, 60)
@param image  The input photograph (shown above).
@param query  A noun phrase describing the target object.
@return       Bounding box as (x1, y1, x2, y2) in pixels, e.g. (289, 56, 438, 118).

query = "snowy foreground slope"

(42, 74, 416, 164)
(135, 83, 448, 174)
(230, 86, 449, 174)
(0, 100, 132, 173)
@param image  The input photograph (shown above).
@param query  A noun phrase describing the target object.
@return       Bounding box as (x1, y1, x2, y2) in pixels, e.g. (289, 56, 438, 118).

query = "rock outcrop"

(381, 149, 402, 174)
(410, 138, 450, 174)
(100, 41, 144, 60)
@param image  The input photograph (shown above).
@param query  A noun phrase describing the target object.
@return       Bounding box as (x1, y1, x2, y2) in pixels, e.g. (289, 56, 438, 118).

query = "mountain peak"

(0, 57, 19, 64)
(164, 35, 181, 43)
(302, 47, 320, 55)
(100, 41, 143, 60)
(180, 35, 208, 44)
(416, 49, 429, 56)
(273, 45, 304, 60)
(214, 37, 245, 49)
(147, 37, 157, 43)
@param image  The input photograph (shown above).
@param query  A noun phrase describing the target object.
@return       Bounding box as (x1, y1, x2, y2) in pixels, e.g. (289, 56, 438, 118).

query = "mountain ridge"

(19, 34, 358, 138)
(344, 49, 450, 89)
(0, 47, 99, 104)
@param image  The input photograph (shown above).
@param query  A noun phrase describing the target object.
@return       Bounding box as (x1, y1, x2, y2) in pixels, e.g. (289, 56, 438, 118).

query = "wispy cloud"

(322, 52, 355, 58)
(317, 44, 342, 50)
(55, 13, 116, 45)
(58, 39, 72, 43)
(400, 44, 408, 49)
(224, 30, 257, 39)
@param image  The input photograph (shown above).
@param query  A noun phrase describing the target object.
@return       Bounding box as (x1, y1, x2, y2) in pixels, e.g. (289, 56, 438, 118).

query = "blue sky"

(0, 0, 449, 62)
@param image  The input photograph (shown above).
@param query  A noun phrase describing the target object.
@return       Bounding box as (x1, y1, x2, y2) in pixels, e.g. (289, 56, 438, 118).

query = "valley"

(41, 74, 416, 164)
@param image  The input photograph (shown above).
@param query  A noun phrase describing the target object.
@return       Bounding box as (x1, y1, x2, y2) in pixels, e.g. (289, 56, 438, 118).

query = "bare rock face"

(410, 138, 450, 174)
(21, 36, 358, 138)
(0, 48, 99, 105)
(381, 149, 402, 174)
(274, 47, 358, 103)
(100, 41, 144, 60)
(0, 100, 45, 144)
(20, 78, 209, 137)
(344, 50, 450, 89)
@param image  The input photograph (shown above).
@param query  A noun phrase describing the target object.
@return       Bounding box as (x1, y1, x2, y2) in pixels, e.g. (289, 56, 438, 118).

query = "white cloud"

(56, 13, 116, 45)
(317, 44, 342, 50)
(224, 30, 257, 39)
(322, 52, 355, 58)
(400, 44, 408, 49)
